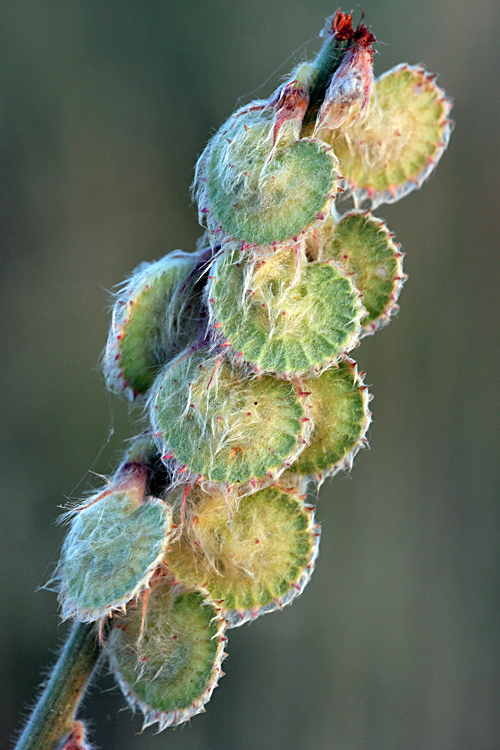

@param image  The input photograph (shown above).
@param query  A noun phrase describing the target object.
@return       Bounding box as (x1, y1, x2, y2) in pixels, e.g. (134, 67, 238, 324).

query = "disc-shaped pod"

(289, 358, 371, 478)
(150, 349, 311, 484)
(317, 212, 406, 334)
(195, 105, 340, 247)
(165, 484, 320, 627)
(208, 245, 363, 374)
(103, 249, 208, 400)
(321, 64, 453, 208)
(109, 582, 227, 730)
(58, 487, 173, 622)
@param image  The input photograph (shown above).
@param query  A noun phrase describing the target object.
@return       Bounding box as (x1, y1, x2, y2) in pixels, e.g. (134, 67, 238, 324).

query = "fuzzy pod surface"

(103, 250, 208, 400)
(150, 349, 311, 484)
(195, 105, 340, 247)
(46, 9, 454, 741)
(109, 583, 227, 730)
(58, 489, 173, 622)
(165, 485, 320, 626)
(208, 244, 364, 374)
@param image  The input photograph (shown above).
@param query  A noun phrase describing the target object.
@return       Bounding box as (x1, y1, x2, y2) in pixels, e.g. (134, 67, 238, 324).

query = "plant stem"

(300, 35, 350, 136)
(15, 621, 101, 750)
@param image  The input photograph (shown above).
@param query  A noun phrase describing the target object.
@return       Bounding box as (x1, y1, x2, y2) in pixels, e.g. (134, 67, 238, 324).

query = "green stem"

(300, 35, 350, 136)
(15, 621, 101, 750)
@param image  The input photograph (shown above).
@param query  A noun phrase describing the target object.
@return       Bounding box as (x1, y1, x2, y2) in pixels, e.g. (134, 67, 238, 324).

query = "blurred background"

(1, 1, 499, 749)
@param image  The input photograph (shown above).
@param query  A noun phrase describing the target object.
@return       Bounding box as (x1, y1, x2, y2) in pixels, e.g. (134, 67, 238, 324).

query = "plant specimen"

(14, 10, 452, 750)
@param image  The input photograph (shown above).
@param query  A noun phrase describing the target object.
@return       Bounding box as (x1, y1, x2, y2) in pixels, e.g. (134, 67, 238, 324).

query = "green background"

(2, 1, 499, 749)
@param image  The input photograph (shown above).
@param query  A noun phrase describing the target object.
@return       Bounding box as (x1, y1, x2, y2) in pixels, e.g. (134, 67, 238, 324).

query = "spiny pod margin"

(207, 243, 364, 375)
(149, 348, 313, 486)
(58, 487, 174, 623)
(102, 249, 209, 401)
(164, 484, 320, 627)
(109, 581, 227, 731)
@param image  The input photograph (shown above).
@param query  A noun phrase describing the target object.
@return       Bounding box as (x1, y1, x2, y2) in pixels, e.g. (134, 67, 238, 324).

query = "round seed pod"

(289, 358, 371, 478)
(321, 64, 453, 208)
(103, 249, 208, 401)
(208, 244, 363, 374)
(165, 485, 320, 627)
(150, 349, 311, 485)
(318, 212, 406, 334)
(109, 582, 227, 730)
(58, 484, 173, 622)
(195, 105, 340, 247)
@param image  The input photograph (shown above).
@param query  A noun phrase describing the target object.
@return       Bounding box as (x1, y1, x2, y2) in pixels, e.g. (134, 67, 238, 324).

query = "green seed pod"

(322, 64, 453, 208)
(109, 582, 227, 730)
(103, 249, 208, 401)
(289, 357, 371, 478)
(208, 244, 364, 374)
(58, 478, 173, 622)
(194, 104, 340, 248)
(150, 349, 312, 485)
(317, 212, 406, 334)
(165, 485, 320, 627)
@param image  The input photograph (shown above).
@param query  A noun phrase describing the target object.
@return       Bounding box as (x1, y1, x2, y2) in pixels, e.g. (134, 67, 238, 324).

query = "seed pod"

(150, 348, 311, 485)
(165, 484, 320, 627)
(109, 582, 227, 730)
(317, 212, 406, 334)
(208, 244, 363, 374)
(58, 479, 173, 622)
(195, 104, 340, 248)
(322, 64, 453, 208)
(103, 249, 208, 401)
(289, 357, 371, 478)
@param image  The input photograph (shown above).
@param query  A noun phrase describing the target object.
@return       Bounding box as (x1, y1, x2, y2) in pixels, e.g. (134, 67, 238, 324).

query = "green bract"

(209, 245, 363, 374)
(109, 584, 227, 730)
(196, 106, 339, 246)
(165, 485, 319, 626)
(58, 487, 173, 622)
(150, 349, 311, 484)
(103, 249, 207, 400)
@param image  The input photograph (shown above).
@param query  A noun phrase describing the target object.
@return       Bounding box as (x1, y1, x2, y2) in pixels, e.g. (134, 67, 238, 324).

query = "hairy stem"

(15, 621, 101, 750)
(300, 34, 350, 136)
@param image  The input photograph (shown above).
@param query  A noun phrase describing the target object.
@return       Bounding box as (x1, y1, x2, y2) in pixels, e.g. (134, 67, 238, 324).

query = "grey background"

(1, 1, 499, 749)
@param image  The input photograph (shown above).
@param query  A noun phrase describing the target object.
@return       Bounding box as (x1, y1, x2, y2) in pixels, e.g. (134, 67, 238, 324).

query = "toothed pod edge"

(103, 249, 208, 401)
(317, 211, 407, 335)
(195, 104, 341, 248)
(149, 348, 313, 485)
(109, 582, 227, 731)
(207, 243, 364, 375)
(164, 484, 320, 627)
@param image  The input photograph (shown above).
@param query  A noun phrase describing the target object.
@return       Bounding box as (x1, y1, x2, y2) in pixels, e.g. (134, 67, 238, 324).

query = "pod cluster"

(57, 9, 452, 734)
